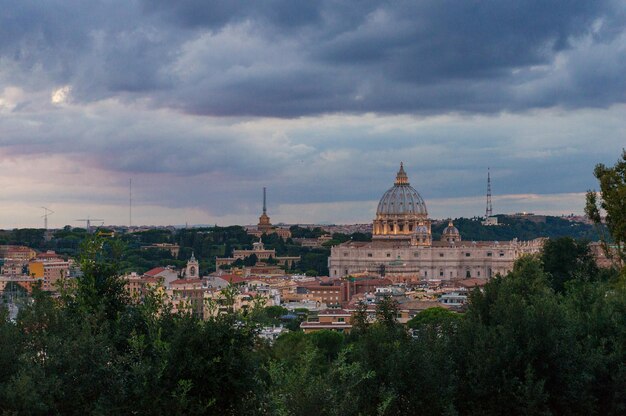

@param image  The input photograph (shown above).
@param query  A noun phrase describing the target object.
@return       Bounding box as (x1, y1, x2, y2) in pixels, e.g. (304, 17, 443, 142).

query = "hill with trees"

(432, 215, 600, 242)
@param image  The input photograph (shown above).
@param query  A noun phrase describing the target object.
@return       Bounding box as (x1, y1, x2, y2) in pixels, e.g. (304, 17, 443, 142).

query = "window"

(367, 253, 372, 257)
(477, 271, 481, 277)
(424, 271, 428, 277)
(439, 253, 444, 257)
(499, 252, 505, 257)
(466, 270, 471, 278)
(487, 252, 493, 257)
(386, 253, 391, 258)
(414, 252, 419, 257)
(344, 252, 348, 257)
(439, 269, 444, 277)
(338, 317, 345, 322)
(465, 253, 471, 257)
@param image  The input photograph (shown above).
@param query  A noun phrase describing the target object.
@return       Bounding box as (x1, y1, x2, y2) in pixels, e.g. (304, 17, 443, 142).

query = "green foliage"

(0, 228, 46, 247)
(541, 237, 599, 292)
(431, 215, 601, 242)
(289, 226, 328, 238)
(586, 149, 626, 273)
(0, 238, 266, 416)
(308, 330, 345, 362)
(350, 301, 369, 333)
(2, 234, 625, 415)
(244, 253, 258, 267)
(375, 295, 400, 330)
(407, 307, 460, 330)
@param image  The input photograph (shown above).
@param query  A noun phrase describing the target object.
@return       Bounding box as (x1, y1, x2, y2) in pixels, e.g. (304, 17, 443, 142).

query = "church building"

(247, 187, 292, 239)
(328, 164, 544, 282)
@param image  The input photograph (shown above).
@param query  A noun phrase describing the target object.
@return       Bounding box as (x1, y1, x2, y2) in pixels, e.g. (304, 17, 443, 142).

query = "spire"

(263, 187, 267, 215)
(190, 251, 196, 262)
(486, 168, 493, 218)
(395, 162, 410, 185)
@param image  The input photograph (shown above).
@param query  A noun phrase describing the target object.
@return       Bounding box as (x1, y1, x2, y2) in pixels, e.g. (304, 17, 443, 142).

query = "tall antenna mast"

(263, 187, 267, 215)
(485, 168, 493, 218)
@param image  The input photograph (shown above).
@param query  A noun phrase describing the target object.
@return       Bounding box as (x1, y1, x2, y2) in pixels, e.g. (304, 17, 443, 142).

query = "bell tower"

(186, 252, 199, 279)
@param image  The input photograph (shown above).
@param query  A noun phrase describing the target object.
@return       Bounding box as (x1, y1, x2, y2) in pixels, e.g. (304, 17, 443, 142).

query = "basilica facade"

(328, 164, 544, 282)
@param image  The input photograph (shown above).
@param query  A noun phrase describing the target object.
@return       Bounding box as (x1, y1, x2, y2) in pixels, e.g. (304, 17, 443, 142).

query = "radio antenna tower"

(485, 168, 493, 218)
(263, 187, 267, 215)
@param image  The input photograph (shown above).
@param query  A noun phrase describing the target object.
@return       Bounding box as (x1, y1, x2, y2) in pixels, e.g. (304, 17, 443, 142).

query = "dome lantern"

(395, 162, 409, 185)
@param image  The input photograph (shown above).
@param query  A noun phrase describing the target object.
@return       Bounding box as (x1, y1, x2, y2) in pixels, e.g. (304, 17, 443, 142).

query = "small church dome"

(441, 220, 461, 242)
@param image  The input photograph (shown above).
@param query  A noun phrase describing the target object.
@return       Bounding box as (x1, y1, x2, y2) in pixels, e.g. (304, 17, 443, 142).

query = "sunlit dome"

(376, 163, 428, 216)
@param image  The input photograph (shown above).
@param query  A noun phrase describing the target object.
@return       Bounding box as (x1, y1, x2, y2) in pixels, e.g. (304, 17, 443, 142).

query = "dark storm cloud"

(141, 0, 325, 30)
(2, 0, 625, 117)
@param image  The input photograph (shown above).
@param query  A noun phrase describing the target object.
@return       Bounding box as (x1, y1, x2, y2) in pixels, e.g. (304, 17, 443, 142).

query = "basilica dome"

(373, 163, 430, 241)
(376, 164, 428, 216)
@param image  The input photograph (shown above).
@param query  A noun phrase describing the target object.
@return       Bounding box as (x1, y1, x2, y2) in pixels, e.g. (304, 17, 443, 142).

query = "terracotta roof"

(299, 280, 340, 288)
(222, 274, 246, 284)
(456, 278, 487, 288)
(351, 278, 393, 286)
(300, 285, 341, 291)
(398, 300, 444, 311)
(144, 267, 166, 277)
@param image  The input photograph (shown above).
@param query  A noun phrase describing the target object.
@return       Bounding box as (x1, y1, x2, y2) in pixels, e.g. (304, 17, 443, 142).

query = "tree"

(541, 237, 599, 292)
(264, 305, 288, 320)
(243, 253, 258, 267)
(308, 330, 345, 362)
(351, 301, 369, 333)
(586, 150, 626, 272)
(375, 295, 399, 329)
(407, 307, 460, 330)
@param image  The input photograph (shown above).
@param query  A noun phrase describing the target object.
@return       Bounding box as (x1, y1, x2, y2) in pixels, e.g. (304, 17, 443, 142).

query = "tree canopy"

(1, 239, 625, 414)
(586, 149, 626, 274)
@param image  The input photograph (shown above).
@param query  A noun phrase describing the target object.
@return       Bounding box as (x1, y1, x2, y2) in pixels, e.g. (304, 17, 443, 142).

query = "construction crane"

(75, 217, 104, 233)
(41, 207, 54, 230)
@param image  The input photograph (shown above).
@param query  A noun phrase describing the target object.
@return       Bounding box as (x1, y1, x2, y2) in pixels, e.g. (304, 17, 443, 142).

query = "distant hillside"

(432, 215, 600, 242)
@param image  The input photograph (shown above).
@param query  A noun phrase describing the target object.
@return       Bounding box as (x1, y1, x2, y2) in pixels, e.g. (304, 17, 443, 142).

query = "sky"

(1, 0, 625, 228)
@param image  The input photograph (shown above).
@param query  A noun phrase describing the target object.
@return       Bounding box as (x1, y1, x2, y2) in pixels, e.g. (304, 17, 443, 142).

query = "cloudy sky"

(1, 0, 625, 228)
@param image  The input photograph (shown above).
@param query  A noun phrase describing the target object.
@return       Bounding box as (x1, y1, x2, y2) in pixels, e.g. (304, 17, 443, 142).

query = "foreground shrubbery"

(0, 238, 624, 415)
